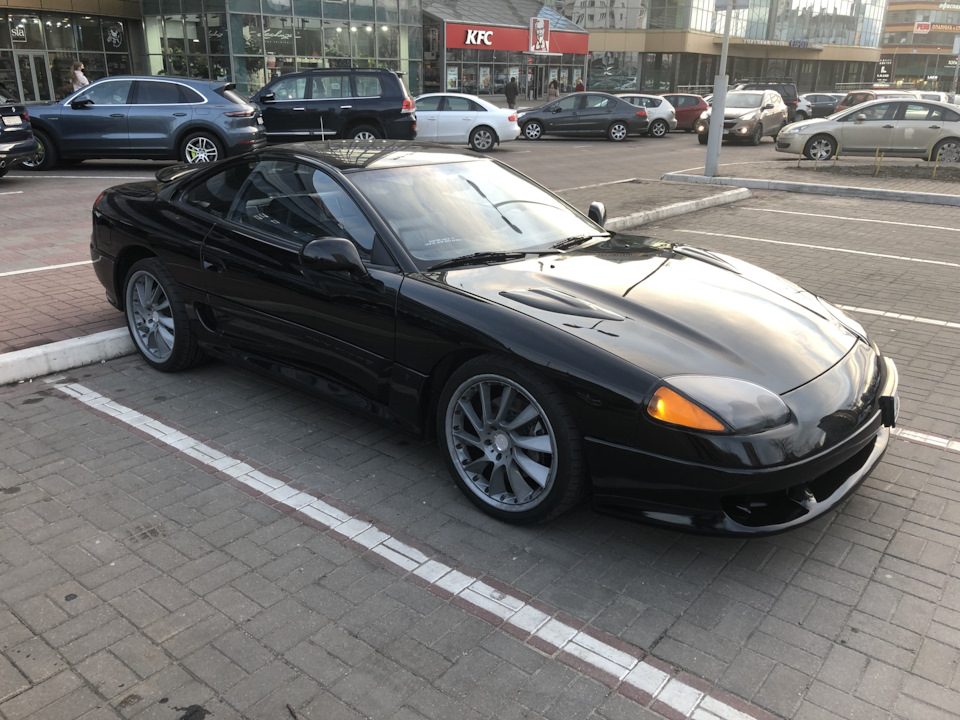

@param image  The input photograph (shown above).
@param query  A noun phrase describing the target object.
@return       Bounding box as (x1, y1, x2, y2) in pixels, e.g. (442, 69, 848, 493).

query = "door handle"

(293, 107, 305, 111)
(110, 113, 124, 117)
(930, 125, 942, 129)
(340, 105, 353, 109)
(202, 259, 225, 273)
(173, 112, 187, 117)
(883, 124, 894, 128)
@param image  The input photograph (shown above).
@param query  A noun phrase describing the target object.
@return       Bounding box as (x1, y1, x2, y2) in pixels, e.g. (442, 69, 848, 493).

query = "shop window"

(294, 0, 322, 16)
(263, 15, 295, 56)
(11, 16, 45, 50)
(42, 14, 77, 52)
(0, 17, 11, 49)
(377, 24, 399, 59)
(323, 0, 349, 20)
(231, 13, 264, 55)
(377, 0, 399, 23)
(351, 24, 375, 58)
(351, 0, 374, 22)
(295, 18, 324, 57)
(323, 21, 350, 57)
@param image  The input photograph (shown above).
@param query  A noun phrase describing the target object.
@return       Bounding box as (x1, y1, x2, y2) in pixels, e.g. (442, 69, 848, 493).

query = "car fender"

(172, 120, 228, 150)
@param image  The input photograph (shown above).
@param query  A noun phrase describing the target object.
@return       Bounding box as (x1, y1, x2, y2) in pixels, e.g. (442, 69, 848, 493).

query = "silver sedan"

(776, 97, 960, 162)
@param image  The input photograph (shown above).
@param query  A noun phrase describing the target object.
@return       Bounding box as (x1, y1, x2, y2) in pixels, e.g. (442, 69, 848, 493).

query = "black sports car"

(90, 141, 899, 535)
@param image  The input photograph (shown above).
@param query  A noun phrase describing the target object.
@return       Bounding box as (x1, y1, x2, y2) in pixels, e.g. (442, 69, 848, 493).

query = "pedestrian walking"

(505, 77, 519, 109)
(574, 77, 585, 92)
(71, 62, 89, 92)
(547, 79, 559, 99)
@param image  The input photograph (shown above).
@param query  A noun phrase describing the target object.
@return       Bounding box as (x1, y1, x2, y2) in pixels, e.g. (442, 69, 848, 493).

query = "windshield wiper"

(462, 178, 523, 234)
(427, 251, 529, 271)
(552, 234, 604, 250)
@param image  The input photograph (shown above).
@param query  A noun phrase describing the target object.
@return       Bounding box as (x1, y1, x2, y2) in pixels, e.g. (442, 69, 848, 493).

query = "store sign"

(11, 25, 26, 42)
(529, 18, 549, 53)
(931, 24, 960, 32)
(940, 3, 960, 9)
(915, 22, 932, 34)
(464, 29, 493, 45)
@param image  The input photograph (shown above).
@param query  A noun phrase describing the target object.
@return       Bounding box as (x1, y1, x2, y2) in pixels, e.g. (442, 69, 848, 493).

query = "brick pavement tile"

(5, 635, 66, 684)
(299, 689, 366, 720)
(181, 646, 248, 693)
(221, 659, 298, 712)
(12, 595, 69, 634)
(106, 634, 169, 681)
(246, 674, 324, 719)
(0, 653, 30, 705)
(228, 571, 286, 609)
(211, 630, 274, 676)
(110, 590, 169, 628)
(161, 611, 234, 661)
(17, 686, 103, 720)
(329, 652, 426, 719)
(284, 639, 350, 686)
(403, 684, 484, 720)
(142, 599, 216, 644)
(0, 669, 81, 720)
(75, 650, 141, 700)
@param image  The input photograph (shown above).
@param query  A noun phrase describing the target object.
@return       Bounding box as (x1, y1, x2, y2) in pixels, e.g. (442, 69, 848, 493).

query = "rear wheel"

(22, 130, 58, 171)
(438, 355, 586, 524)
(932, 138, 960, 163)
(804, 134, 837, 161)
(648, 119, 669, 138)
(607, 121, 629, 142)
(124, 258, 204, 372)
(180, 132, 222, 163)
(469, 125, 496, 152)
(795, 111, 808, 121)
(348, 125, 382, 140)
(522, 120, 543, 140)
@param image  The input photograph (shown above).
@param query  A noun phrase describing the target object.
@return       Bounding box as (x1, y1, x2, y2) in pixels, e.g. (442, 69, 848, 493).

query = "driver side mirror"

(300, 237, 369, 280)
(70, 98, 93, 109)
(763, 103, 774, 110)
(588, 201, 606, 228)
(855, 113, 867, 122)
(260, 92, 276, 103)
(552, 106, 563, 113)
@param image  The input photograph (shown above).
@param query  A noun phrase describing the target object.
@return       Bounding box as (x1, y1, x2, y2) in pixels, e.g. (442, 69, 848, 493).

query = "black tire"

(749, 123, 763, 146)
(469, 125, 497, 152)
(22, 129, 58, 171)
(795, 111, 807, 121)
(348, 125, 383, 140)
(438, 355, 586, 524)
(607, 121, 629, 142)
(522, 120, 544, 140)
(0, 167, 7, 178)
(180, 132, 223, 164)
(124, 258, 204, 372)
(803, 134, 837, 161)
(698, 134, 708, 145)
(648, 119, 669, 138)
(932, 138, 960, 163)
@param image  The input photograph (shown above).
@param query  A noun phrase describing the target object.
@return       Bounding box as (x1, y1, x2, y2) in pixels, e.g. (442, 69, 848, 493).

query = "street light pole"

(951, 35, 960, 99)
(704, 1, 736, 177)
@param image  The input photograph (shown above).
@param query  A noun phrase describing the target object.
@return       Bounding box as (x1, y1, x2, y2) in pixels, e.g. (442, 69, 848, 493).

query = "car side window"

(74, 80, 133, 105)
(355, 76, 382, 98)
(555, 95, 580, 111)
(135, 81, 187, 104)
(230, 160, 377, 259)
(271, 77, 308, 101)
(314, 75, 348, 99)
(585, 95, 613, 109)
(180, 161, 257, 219)
(416, 96, 442, 111)
(859, 102, 896, 121)
(445, 96, 474, 112)
(902, 103, 933, 121)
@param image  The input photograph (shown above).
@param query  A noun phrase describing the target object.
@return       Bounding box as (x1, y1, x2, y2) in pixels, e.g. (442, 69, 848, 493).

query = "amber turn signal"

(647, 387, 725, 432)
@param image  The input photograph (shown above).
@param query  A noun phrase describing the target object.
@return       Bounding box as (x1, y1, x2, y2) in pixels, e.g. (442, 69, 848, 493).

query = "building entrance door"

(16, 53, 53, 102)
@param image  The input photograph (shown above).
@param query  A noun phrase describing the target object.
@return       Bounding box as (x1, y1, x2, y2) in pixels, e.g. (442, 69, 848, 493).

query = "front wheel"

(180, 132, 223, 164)
(469, 125, 497, 152)
(124, 258, 204, 372)
(932, 138, 960, 163)
(438, 356, 586, 524)
(348, 125, 383, 140)
(607, 121, 629, 142)
(698, 134, 708, 145)
(22, 129, 58, 171)
(795, 111, 807, 121)
(804, 134, 837, 161)
(522, 120, 543, 140)
(648, 119, 669, 138)
(749, 123, 763, 146)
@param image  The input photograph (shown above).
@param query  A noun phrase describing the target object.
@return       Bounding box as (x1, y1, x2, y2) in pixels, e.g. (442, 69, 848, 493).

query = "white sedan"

(414, 93, 521, 151)
(615, 94, 678, 137)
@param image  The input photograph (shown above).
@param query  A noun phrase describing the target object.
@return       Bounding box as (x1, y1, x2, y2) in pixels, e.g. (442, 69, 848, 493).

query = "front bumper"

(696, 117, 760, 142)
(775, 132, 808, 154)
(586, 351, 899, 536)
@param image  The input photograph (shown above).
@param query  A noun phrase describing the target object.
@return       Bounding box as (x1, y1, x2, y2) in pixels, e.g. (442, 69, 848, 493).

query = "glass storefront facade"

(881, 1, 960, 91)
(141, 0, 423, 95)
(0, 12, 136, 102)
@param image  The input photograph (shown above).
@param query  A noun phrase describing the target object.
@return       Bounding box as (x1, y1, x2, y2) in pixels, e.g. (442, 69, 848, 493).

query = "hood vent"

(499, 287, 625, 321)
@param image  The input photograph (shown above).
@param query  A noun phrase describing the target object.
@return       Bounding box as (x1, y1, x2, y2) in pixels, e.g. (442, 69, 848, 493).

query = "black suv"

(251, 68, 416, 142)
(733, 78, 799, 122)
(0, 87, 37, 177)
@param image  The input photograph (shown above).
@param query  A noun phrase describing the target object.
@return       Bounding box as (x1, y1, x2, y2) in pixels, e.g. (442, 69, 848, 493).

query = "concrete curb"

(660, 172, 960, 207)
(0, 328, 133, 386)
(605, 187, 752, 230)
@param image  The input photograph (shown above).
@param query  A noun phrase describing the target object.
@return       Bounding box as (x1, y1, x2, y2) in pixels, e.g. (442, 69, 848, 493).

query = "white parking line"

(0, 260, 92, 278)
(53, 380, 769, 720)
(840, 304, 960, 331)
(745, 207, 960, 232)
(558, 177, 637, 192)
(7, 174, 154, 180)
(892, 427, 960, 454)
(0, 191, 24, 196)
(673, 229, 960, 269)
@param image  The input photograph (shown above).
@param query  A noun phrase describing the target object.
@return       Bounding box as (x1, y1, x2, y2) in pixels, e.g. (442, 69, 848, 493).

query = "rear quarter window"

(355, 76, 383, 98)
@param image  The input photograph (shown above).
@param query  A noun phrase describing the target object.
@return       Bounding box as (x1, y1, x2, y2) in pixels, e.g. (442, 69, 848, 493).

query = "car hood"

(431, 236, 857, 394)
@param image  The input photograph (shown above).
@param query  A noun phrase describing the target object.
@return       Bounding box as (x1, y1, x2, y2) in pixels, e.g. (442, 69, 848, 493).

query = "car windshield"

(726, 93, 764, 108)
(350, 159, 603, 266)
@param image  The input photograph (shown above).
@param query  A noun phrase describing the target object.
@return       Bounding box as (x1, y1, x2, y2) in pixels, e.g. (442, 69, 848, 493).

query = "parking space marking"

(839, 304, 960, 331)
(744, 207, 960, 232)
(673, 229, 960, 269)
(892, 427, 960, 453)
(0, 190, 23, 196)
(0, 260, 92, 277)
(6, 174, 154, 181)
(53, 380, 774, 720)
(558, 177, 637, 191)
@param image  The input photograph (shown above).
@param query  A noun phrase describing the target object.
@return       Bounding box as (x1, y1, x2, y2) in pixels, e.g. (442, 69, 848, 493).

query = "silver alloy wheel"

(649, 119, 668, 137)
(470, 127, 495, 151)
(184, 135, 219, 163)
(523, 121, 543, 140)
(806, 136, 835, 161)
(352, 130, 378, 140)
(126, 269, 176, 363)
(21, 140, 44, 168)
(936, 140, 960, 163)
(445, 373, 558, 512)
(608, 122, 628, 141)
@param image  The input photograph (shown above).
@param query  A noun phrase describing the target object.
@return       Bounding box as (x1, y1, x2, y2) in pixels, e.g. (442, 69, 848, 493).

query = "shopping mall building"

(879, 0, 960, 91)
(0, 0, 890, 103)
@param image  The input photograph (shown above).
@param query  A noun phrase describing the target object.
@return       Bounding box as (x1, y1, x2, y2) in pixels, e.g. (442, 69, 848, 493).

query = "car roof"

(85, 75, 232, 89)
(265, 140, 487, 171)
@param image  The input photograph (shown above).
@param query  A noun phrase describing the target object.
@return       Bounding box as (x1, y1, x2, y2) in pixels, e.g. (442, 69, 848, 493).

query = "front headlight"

(740, 111, 758, 122)
(699, 110, 709, 119)
(780, 125, 803, 135)
(647, 376, 792, 434)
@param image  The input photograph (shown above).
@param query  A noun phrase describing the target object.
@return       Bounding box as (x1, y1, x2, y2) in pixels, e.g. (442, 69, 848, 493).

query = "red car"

(661, 93, 709, 132)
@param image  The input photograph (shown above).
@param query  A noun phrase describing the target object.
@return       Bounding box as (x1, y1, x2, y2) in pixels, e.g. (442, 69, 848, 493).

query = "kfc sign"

(915, 21, 932, 34)
(465, 29, 493, 45)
